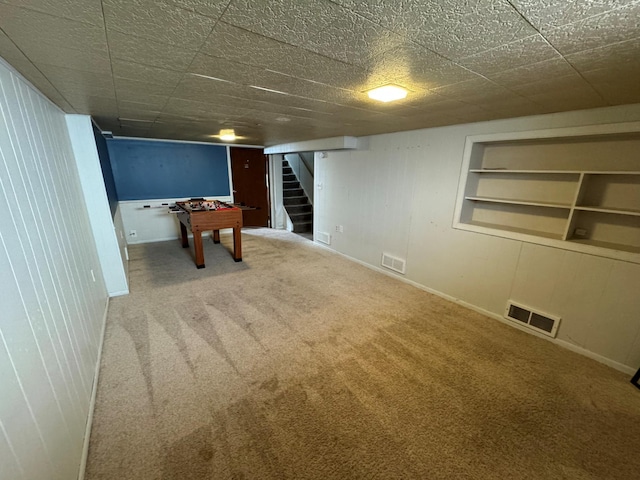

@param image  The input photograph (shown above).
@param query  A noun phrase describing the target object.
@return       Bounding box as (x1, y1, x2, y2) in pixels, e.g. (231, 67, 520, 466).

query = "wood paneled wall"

(0, 59, 108, 479)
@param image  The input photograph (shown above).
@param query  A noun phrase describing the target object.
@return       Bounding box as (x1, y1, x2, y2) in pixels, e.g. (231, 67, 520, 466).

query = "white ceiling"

(0, 0, 639, 146)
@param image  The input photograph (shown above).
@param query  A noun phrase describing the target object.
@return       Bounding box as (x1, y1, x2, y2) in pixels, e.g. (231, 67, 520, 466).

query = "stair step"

(283, 173, 297, 181)
(285, 204, 312, 214)
(292, 220, 313, 233)
(283, 180, 300, 189)
(289, 212, 313, 222)
(283, 188, 304, 197)
(283, 196, 308, 206)
(283, 167, 293, 174)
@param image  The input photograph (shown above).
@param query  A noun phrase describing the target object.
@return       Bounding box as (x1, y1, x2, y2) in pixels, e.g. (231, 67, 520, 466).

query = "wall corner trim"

(77, 299, 109, 480)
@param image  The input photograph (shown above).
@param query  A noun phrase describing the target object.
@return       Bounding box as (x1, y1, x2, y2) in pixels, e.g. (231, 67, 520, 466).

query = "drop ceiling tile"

(117, 109, 160, 121)
(188, 53, 266, 85)
(115, 92, 169, 109)
(508, 0, 637, 31)
(431, 77, 507, 100)
(526, 90, 608, 111)
(164, 0, 231, 19)
(0, 0, 105, 26)
(487, 57, 577, 87)
(64, 95, 119, 116)
(111, 60, 184, 88)
(0, 4, 108, 53)
(543, 2, 640, 55)
(221, 0, 342, 47)
(456, 34, 561, 77)
(565, 36, 640, 73)
(114, 77, 176, 98)
(162, 97, 251, 119)
(509, 73, 597, 97)
(107, 31, 196, 71)
(37, 64, 115, 98)
(0, 30, 75, 112)
(202, 22, 370, 90)
(581, 69, 640, 105)
(23, 44, 112, 76)
(303, 9, 404, 67)
(517, 76, 608, 109)
(330, 0, 404, 26)
(368, 42, 479, 90)
(102, 0, 217, 49)
(392, 0, 537, 59)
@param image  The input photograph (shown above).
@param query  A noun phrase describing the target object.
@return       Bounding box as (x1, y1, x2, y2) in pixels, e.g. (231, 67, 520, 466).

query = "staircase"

(282, 160, 313, 233)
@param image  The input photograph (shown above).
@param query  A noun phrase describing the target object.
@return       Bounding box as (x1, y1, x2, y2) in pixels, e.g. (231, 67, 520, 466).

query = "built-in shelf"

(454, 123, 640, 264)
(465, 196, 572, 209)
(574, 206, 640, 217)
(466, 221, 564, 241)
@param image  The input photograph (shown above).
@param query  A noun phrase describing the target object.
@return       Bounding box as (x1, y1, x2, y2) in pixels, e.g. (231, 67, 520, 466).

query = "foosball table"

(172, 199, 242, 268)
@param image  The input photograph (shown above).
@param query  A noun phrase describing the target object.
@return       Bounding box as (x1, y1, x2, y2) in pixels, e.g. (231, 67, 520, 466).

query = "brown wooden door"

(230, 147, 270, 227)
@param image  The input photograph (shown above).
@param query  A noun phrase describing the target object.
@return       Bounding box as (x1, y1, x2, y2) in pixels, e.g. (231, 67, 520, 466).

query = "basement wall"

(314, 103, 640, 373)
(0, 59, 108, 479)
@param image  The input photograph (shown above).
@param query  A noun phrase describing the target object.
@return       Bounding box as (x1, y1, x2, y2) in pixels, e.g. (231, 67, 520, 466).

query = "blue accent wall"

(93, 124, 118, 218)
(106, 138, 230, 200)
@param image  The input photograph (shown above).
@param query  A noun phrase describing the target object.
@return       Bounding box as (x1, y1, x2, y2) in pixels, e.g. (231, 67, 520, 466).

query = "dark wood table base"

(176, 202, 243, 268)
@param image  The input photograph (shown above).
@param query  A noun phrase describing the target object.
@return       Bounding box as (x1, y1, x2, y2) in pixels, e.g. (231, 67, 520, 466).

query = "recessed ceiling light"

(219, 129, 236, 141)
(367, 85, 408, 103)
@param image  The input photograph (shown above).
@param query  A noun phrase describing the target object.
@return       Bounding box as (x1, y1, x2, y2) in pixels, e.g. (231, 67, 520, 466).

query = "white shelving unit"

(453, 123, 640, 264)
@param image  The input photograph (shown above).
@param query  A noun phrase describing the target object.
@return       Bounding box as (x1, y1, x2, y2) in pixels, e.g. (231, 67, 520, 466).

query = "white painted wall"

(119, 196, 233, 244)
(314, 103, 640, 373)
(66, 114, 128, 297)
(0, 58, 108, 479)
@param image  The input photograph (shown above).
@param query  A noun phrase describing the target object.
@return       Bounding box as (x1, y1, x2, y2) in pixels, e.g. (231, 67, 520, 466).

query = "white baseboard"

(78, 299, 110, 480)
(108, 289, 129, 297)
(313, 242, 636, 376)
(126, 229, 235, 245)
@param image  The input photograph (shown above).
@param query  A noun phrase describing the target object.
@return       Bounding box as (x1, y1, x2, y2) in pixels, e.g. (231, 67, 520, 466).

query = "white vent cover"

(504, 301, 560, 338)
(381, 253, 406, 274)
(316, 231, 331, 245)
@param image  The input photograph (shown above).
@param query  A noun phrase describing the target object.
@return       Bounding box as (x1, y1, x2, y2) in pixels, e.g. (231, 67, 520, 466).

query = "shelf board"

(470, 169, 640, 175)
(465, 221, 564, 240)
(574, 206, 640, 217)
(567, 238, 640, 254)
(465, 196, 572, 209)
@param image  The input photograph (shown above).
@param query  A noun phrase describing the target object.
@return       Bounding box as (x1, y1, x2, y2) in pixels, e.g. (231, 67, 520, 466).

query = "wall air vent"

(316, 231, 331, 245)
(505, 301, 560, 338)
(381, 253, 406, 274)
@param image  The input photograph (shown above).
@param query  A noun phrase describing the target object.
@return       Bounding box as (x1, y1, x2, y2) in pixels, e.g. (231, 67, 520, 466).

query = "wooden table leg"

(212, 229, 220, 244)
(232, 227, 242, 262)
(180, 221, 189, 248)
(193, 230, 205, 268)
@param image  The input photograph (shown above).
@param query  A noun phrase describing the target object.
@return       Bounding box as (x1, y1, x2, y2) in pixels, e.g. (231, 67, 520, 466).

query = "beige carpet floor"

(86, 228, 640, 480)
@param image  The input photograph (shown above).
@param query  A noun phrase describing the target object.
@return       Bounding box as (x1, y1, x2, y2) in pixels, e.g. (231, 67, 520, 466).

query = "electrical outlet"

(129, 230, 137, 238)
(574, 228, 588, 237)
(335, 225, 344, 233)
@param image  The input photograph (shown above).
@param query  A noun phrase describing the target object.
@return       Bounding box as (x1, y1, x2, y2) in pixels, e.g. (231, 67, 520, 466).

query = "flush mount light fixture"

(367, 85, 408, 103)
(219, 129, 236, 141)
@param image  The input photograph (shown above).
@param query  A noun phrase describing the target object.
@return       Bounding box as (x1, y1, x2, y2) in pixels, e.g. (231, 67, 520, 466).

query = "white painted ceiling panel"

(0, 0, 638, 145)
